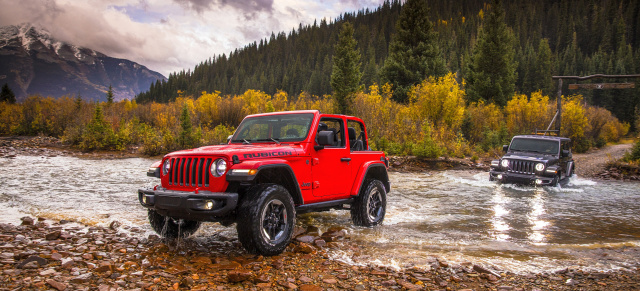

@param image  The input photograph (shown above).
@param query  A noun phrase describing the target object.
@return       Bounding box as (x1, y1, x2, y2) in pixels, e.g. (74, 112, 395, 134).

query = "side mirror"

(227, 135, 233, 143)
(502, 145, 509, 152)
(315, 130, 336, 150)
(562, 149, 571, 157)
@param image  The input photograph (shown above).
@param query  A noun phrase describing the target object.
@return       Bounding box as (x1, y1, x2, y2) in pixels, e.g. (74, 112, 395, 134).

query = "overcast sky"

(0, 0, 386, 77)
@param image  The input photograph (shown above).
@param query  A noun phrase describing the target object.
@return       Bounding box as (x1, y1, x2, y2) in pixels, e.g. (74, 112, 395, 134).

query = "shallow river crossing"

(0, 155, 638, 273)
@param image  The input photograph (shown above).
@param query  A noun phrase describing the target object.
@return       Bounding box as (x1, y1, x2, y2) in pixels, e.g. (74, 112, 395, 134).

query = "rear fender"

(350, 162, 390, 196)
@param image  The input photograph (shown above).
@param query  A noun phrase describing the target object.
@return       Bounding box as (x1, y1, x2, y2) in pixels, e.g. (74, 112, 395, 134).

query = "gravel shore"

(2, 217, 639, 291)
(572, 143, 634, 178)
(2, 136, 640, 290)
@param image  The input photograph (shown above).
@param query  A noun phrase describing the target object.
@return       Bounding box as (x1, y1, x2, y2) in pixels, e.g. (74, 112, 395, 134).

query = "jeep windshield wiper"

(242, 139, 251, 145)
(254, 138, 282, 145)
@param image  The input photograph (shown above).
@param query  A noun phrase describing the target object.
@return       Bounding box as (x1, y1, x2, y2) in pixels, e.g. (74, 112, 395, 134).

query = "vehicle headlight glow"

(535, 163, 545, 171)
(500, 159, 509, 168)
(162, 160, 171, 175)
(211, 158, 227, 177)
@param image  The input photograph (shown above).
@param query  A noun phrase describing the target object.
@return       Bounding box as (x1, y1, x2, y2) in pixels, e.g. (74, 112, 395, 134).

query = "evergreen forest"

(136, 0, 640, 128)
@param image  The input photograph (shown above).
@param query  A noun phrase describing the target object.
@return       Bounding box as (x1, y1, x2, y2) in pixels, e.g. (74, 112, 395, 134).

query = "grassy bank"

(0, 75, 631, 157)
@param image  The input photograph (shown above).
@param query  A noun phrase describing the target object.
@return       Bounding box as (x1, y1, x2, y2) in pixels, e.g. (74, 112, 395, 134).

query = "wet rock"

(227, 270, 253, 282)
(322, 278, 338, 284)
(299, 284, 323, 291)
(94, 262, 113, 273)
(71, 273, 93, 283)
(20, 216, 34, 226)
(292, 226, 306, 238)
(296, 235, 317, 243)
(278, 280, 298, 289)
(256, 282, 272, 288)
(294, 242, 315, 254)
(50, 252, 63, 260)
(473, 264, 501, 278)
(46, 279, 67, 291)
(45, 230, 61, 240)
(398, 280, 421, 290)
(381, 279, 397, 286)
(313, 238, 326, 247)
(305, 225, 321, 236)
(218, 260, 242, 270)
(436, 277, 448, 287)
(321, 229, 346, 242)
(109, 221, 121, 231)
(16, 255, 47, 269)
(255, 273, 271, 283)
(180, 276, 195, 287)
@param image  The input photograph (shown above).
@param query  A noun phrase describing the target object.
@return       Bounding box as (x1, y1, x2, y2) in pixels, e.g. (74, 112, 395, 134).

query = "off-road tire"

(148, 210, 201, 238)
(550, 175, 560, 187)
(236, 184, 295, 256)
(567, 162, 575, 177)
(351, 179, 386, 227)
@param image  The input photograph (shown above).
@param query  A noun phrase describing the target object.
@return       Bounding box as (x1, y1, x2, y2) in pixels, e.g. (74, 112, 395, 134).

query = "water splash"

(1, 156, 639, 274)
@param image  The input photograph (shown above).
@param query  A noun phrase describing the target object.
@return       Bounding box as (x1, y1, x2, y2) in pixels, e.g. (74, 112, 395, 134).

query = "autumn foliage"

(0, 75, 629, 157)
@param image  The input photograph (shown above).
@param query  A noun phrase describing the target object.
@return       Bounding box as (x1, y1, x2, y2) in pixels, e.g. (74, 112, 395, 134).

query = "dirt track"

(572, 143, 633, 177)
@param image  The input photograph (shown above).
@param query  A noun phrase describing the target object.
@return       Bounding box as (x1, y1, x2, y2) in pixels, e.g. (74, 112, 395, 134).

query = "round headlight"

(162, 159, 171, 175)
(535, 163, 545, 171)
(211, 158, 227, 177)
(500, 159, 509, 168)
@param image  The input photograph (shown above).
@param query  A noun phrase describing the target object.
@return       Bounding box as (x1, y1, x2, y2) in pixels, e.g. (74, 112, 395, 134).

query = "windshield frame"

(508, 138, 560, 155)
(230, 113, 314, 144)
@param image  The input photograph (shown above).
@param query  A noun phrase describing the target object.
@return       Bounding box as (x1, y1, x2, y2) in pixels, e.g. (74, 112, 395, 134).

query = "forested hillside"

(137, 0, 640, 124)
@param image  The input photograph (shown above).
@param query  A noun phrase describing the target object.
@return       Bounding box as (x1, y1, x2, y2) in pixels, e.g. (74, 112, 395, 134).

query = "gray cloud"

(1, 0, 388, 77)
(174, 0, 274, 14)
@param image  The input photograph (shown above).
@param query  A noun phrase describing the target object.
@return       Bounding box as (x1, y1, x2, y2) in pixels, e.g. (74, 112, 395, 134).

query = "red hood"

(164, 143, 305, 161)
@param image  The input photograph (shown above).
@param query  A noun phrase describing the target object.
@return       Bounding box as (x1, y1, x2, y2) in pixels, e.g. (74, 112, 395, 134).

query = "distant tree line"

(136, 0, 640, 128)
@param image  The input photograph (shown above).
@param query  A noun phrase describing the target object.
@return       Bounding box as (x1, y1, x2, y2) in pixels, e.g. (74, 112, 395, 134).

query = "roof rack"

(534, 129, 559, 136)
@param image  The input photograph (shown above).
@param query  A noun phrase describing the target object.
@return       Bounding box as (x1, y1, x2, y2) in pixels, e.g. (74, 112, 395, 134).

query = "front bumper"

(489, 170, 556, 186)
(138, 187, 238, 221)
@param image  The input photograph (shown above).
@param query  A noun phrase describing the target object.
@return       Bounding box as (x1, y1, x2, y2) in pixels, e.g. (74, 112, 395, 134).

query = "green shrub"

(623, 140, 640, 162)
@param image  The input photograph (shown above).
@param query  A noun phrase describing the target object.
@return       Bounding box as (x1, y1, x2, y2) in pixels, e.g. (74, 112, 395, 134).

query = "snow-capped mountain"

(0, 23, 165, 101)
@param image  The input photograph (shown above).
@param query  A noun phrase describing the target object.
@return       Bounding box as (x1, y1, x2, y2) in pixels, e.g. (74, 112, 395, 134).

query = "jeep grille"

(167, 157, 213, 187)
(508, 160, 535, 175)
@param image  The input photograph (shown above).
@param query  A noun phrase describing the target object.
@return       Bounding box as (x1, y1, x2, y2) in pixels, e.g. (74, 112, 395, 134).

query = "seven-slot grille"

(167, 157, 214, 187)
(507, 160, 536, 175)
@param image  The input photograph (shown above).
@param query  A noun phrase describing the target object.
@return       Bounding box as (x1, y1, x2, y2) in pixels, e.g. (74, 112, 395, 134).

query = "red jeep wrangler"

(139, 110, 390, 255)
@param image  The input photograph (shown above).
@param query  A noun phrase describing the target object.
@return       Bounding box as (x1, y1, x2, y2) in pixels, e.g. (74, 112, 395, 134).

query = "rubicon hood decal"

(243, 150, 293, 159)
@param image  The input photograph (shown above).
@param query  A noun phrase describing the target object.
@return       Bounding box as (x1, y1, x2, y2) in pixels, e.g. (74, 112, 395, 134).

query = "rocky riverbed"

(2, 136, 640, 290)
(2, 217, 639, 291)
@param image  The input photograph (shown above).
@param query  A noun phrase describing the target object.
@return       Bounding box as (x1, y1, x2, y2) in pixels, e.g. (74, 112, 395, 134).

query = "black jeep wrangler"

(489, 135, 575, 186)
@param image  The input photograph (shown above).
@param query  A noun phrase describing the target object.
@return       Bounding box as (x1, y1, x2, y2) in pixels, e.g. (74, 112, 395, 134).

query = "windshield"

(509, 138, 560, 154)
(231, 113, 314, 143)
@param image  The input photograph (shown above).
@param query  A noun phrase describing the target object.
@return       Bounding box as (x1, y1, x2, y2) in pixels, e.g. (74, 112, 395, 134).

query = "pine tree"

(533, 38, 554, 96)
(330, 22, 362, 115)
(380, 0, 446, 103)
(179, 104, 194, 148)
(465, 0, 517, 106)
(75, 94, 83, 111)
(106, 85, 114, 104)
(0, 83, 16, 104)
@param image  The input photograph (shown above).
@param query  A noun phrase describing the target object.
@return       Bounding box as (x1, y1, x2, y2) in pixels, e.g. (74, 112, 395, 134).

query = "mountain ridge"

(0, 23, 165, 101)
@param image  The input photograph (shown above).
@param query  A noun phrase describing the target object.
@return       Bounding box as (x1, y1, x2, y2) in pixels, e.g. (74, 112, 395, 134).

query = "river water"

(1, 155, 639, 273)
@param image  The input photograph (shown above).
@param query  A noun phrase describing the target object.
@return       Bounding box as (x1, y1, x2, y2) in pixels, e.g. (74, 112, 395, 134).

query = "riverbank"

(1, 217, 639, 291)
(2, 136, 636, 180)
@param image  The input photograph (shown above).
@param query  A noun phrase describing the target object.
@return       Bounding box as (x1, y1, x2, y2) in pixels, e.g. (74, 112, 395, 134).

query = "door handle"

(341, 158, 351, 162)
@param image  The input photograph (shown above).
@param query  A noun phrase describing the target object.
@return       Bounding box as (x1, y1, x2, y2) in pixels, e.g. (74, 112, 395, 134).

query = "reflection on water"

(1, 155, 639, 273)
